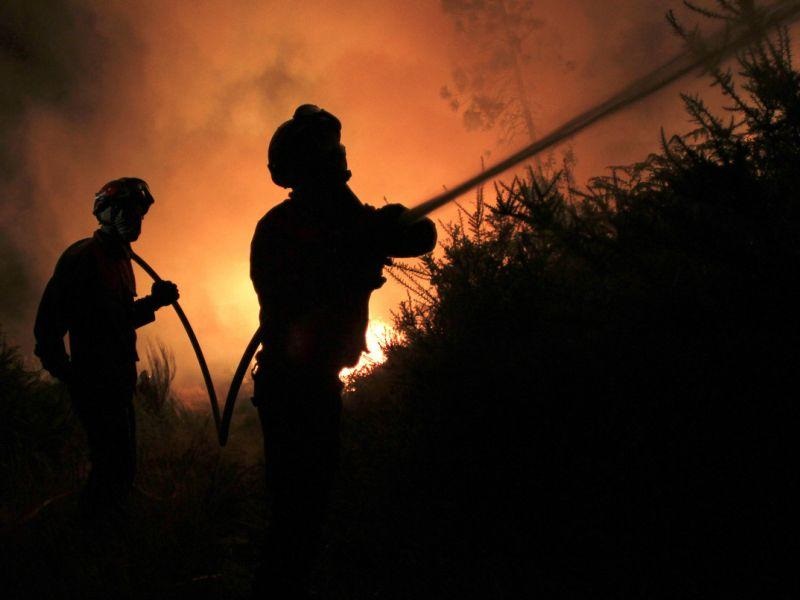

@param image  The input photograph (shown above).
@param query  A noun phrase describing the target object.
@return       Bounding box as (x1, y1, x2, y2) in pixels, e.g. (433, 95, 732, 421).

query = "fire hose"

(132, 0, 800, 447)
(128, 247, 262, 446)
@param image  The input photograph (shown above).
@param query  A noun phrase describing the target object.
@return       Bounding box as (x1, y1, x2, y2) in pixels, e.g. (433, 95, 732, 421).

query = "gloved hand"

(44, 358, 72, 384)
(35, 343, 72, 384)
(150, 280, 180, 308)
(370, 204, 407, 252)
(372, 203, 436, 257)
(376, 203, 408, 232)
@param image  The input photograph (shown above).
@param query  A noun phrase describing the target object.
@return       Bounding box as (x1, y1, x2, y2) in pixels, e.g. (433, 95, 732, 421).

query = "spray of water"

(402, 0, 800, 224)
(134, 1, 800, 446)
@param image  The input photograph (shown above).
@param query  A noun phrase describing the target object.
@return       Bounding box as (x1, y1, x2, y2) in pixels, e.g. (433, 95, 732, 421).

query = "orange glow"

(340, 318, 395, 382)
(7, 0, 768, 399)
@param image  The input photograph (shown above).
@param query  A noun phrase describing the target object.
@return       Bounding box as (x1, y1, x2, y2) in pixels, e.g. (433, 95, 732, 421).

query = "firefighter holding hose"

(250, 105, 437, 596)
(33, 178, 179, 521)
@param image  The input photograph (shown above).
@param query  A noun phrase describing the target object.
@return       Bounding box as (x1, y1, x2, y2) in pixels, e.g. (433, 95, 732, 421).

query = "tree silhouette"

(439, 0, 571, 146)
(367, 2, 800, 596)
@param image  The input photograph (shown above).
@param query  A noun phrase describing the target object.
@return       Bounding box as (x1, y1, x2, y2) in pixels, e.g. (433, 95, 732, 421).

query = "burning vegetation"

(2, 2, 799, 598)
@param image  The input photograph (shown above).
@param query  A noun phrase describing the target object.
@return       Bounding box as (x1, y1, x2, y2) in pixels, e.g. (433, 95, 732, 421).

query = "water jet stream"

(136, 1, 800, 445)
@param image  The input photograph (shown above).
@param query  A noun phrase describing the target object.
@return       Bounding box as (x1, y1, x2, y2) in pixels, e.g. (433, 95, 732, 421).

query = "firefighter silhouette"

(34, 178, 179, 520)
(250, 105, 437, 596)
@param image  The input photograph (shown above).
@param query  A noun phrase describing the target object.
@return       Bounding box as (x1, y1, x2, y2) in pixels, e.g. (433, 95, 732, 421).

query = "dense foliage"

(2, 4, 798, 598)
(335, 13, 799, 599)
(0, 338, 263, 599)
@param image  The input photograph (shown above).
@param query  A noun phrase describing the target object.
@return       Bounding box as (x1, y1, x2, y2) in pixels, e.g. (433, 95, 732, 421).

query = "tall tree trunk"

(500, 0, 537, 144)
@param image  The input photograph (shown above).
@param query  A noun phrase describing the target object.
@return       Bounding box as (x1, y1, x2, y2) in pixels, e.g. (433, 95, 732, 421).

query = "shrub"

(335, 5, 800, 597)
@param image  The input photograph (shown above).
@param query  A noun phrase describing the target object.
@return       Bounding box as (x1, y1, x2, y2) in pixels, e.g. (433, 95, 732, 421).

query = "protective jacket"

(34, 230, 156, 387)
(250, 184, 436, 373)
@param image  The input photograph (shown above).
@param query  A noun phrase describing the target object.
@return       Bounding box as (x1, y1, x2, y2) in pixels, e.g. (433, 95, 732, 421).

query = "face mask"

(97, 203, 145, 242)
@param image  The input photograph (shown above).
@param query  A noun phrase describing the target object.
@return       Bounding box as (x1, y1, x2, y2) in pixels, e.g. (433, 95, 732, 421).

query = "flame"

(339, 318, 394, 381)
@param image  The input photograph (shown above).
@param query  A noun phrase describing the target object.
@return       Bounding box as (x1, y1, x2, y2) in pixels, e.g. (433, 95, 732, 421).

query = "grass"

(1, 338, 264, 599)
(2, 3, 798, 597)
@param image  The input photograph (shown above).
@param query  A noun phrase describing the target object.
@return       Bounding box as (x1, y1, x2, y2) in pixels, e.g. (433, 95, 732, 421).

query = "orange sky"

(5, 0, 788, 399)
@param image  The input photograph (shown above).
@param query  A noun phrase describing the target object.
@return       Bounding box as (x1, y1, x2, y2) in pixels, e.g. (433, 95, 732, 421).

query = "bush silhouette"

(335, 8, 799, 598)
(0, 336, 263, 598)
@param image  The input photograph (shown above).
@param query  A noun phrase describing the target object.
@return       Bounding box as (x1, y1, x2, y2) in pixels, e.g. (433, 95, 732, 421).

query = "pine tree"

(439, 0, 571, 145)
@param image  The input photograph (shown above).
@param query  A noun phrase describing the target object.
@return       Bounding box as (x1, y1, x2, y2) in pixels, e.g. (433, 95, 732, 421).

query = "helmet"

(92, 177, 154, 217)
(267, 104, 350, 188)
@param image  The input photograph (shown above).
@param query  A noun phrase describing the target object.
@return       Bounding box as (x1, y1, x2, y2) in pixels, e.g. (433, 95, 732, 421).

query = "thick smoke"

(0, 1, 127, 340)
(1, 0, 757, 395)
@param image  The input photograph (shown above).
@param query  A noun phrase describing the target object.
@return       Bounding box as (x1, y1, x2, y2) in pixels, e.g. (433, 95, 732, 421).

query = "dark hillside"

(327, 16, 800, 599)
(2, 5, 798, 599)
(0, 339, 263, 599)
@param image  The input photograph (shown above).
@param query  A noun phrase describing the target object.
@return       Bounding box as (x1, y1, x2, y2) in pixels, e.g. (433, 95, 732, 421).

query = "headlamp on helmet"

(92, 177, 154, 242)
(93, 177, 154, 218)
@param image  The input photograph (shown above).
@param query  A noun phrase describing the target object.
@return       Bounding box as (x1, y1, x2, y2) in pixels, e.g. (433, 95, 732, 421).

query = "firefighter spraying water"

(249, 104, 437, 597)
(74, 0, 800, 450)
